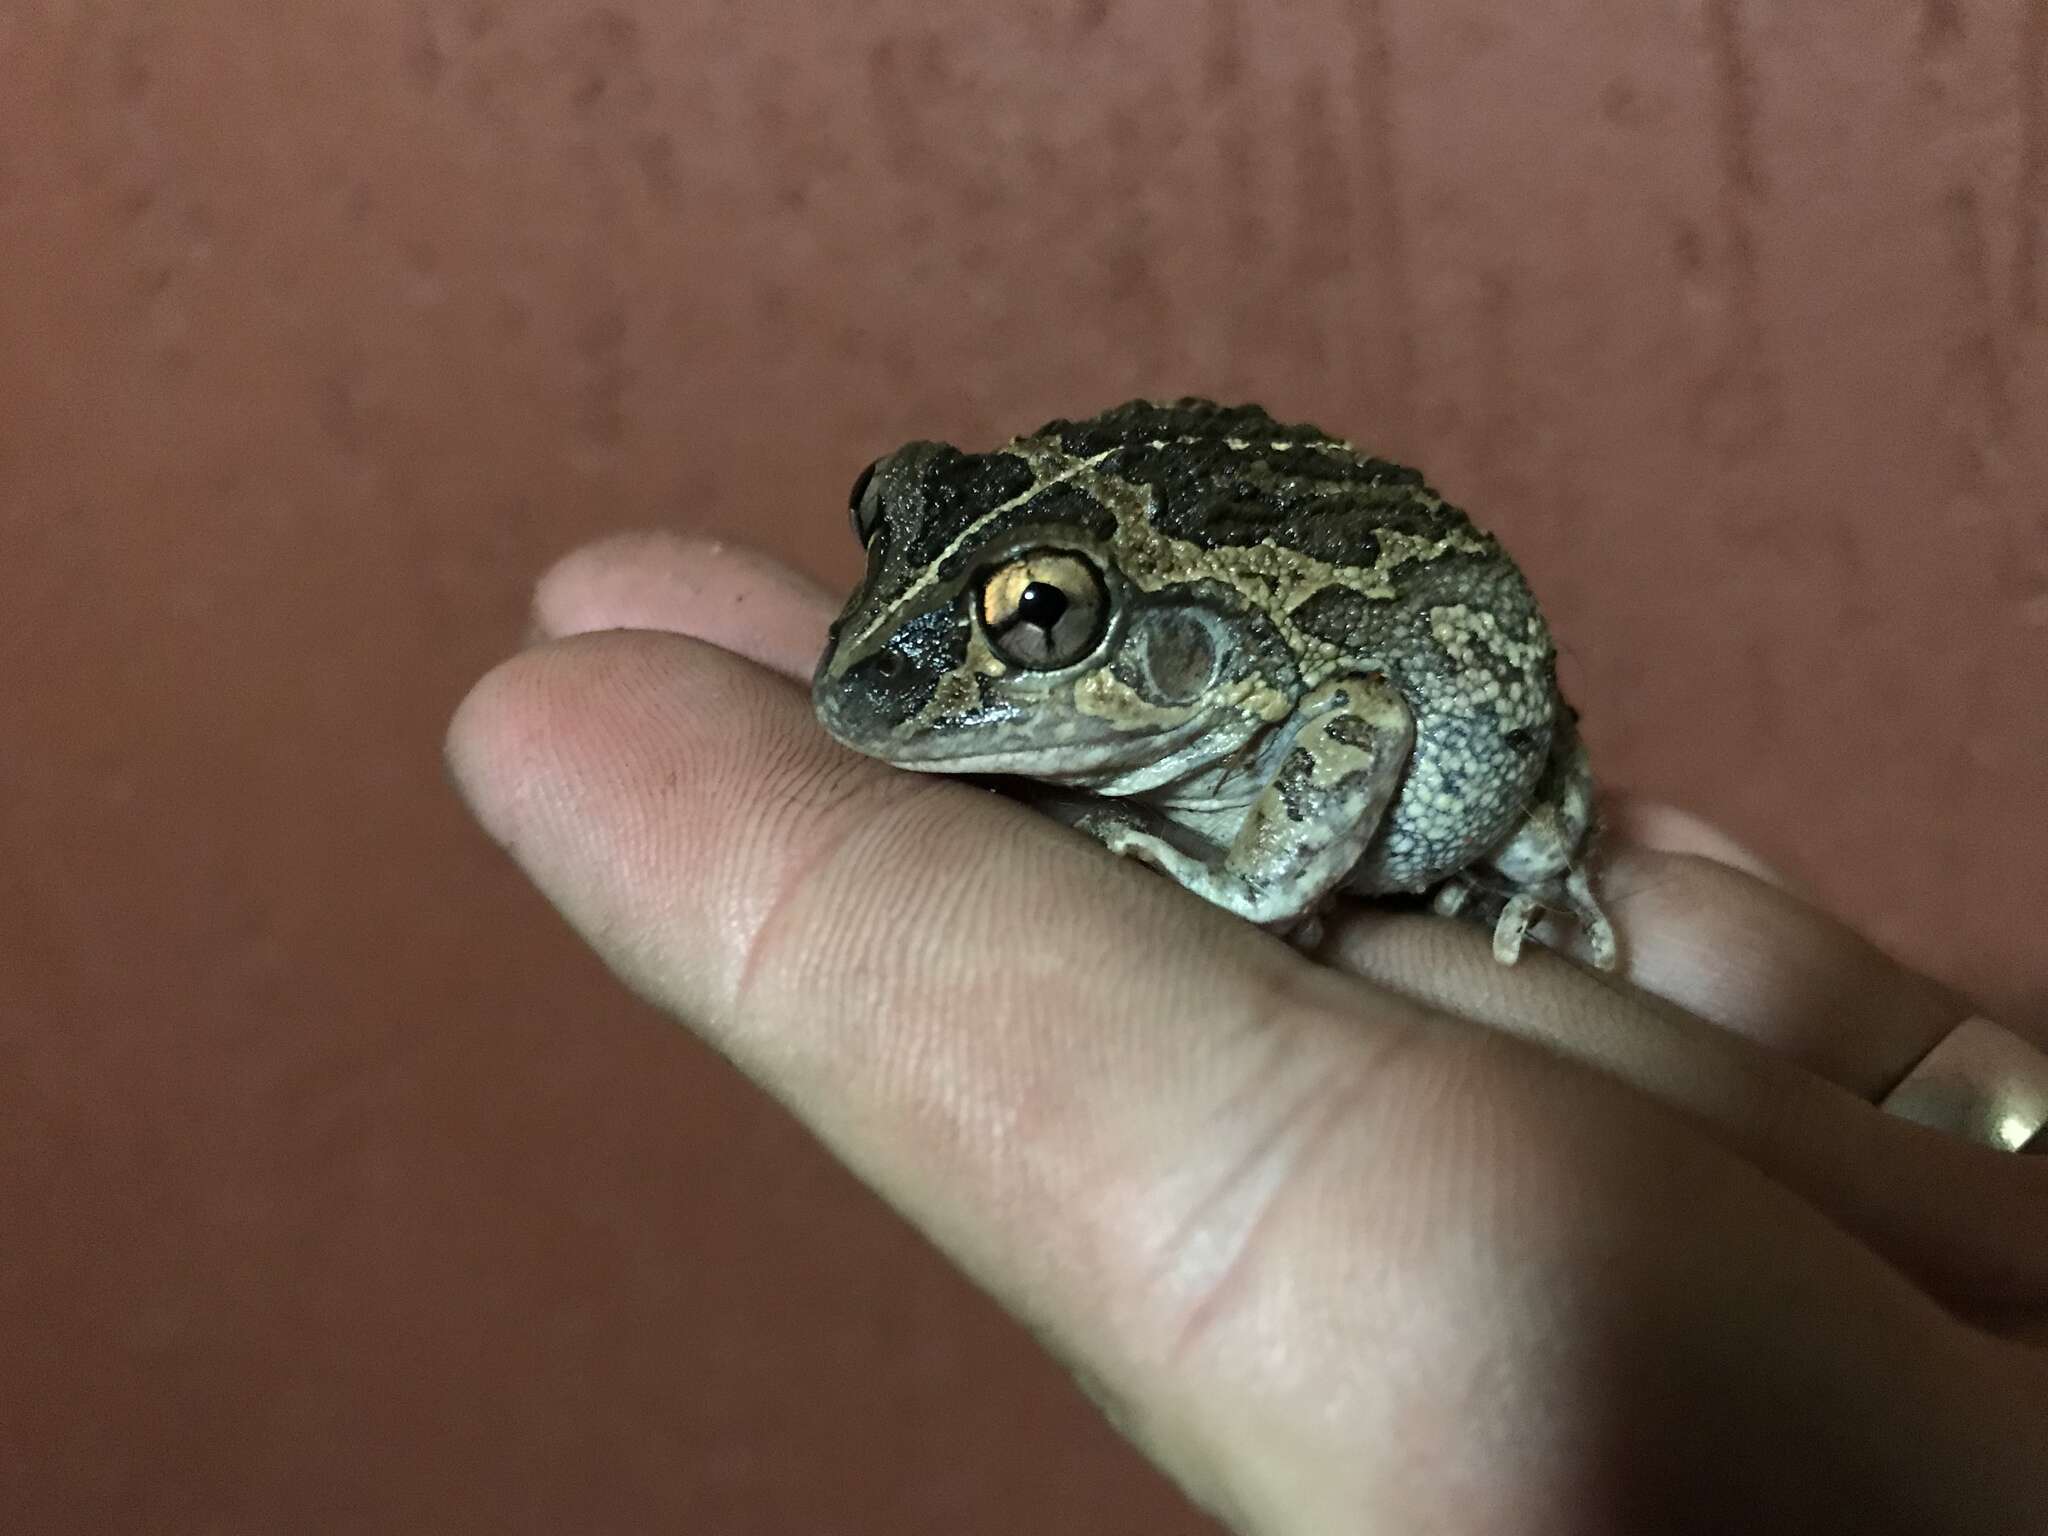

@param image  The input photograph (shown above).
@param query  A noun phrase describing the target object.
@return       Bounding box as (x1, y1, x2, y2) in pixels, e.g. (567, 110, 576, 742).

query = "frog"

(811, 397, 1616, 969)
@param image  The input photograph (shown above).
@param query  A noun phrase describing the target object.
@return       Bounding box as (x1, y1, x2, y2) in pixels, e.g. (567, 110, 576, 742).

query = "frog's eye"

(848, 458, 886, 547)
(978, 551, 1109, 670)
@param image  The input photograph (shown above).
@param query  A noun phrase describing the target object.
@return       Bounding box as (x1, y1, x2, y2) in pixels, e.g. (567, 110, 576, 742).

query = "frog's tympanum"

(813, 398, 1615, 968)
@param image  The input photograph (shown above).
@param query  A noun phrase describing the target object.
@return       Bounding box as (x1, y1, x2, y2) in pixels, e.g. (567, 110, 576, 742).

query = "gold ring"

(1879, 1016, 2048, 1153)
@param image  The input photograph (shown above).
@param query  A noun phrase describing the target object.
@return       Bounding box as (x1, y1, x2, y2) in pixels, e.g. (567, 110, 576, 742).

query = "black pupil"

(1016, 582, 1068, 630)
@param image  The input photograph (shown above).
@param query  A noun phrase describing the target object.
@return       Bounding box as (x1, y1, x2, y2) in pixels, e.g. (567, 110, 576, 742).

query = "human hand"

(448, 531, 2048, 1535)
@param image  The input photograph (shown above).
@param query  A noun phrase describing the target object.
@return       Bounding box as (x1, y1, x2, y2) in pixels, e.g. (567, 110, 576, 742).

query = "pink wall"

(3, 1, 2043, 1529)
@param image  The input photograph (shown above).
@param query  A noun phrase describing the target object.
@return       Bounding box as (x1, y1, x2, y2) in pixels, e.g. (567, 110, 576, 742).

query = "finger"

(1322, 802, 1970, 1099)
(1581, 812, 1969, 1096)
(447, 635, 2048, 1525)
(1606, 797, 1803, 893)
(518, 539, 2046, 1302)
(1595, 833, 1971, 1095)
(1321, 903, 2048, 1304)
(1604, 796, 2004, 1079)
(530, 530, 835, 680)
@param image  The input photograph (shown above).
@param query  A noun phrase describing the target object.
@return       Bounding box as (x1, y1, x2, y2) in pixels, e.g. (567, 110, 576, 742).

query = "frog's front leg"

(1082, 675, 1415, 929)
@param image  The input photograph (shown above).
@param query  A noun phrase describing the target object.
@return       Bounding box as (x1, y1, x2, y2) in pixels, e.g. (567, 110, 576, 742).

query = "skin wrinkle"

(1130, 955, 1441, 1367)
(1141, 988, 1336, 1336)
(762, 788, 1113, 1194)
(759, 784, 1422, 1401)
(723, 753, 1288, 1316)
(626, 651, 833, 1011)
(457, 635, 837, 1024)
(1162, 1060, 1377, 1370)
(725, 768, 951, 1026)
(696, 777, 1179, 1377)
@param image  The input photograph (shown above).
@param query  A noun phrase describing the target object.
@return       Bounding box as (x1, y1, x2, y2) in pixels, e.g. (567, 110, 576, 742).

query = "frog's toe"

(1491, 893, 1540, 965)
(1277, 908, 1328, 950)
(1565, 863, 1619, 971)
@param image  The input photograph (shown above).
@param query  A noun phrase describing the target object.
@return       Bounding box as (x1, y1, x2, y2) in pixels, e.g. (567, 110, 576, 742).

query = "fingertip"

(530, 529, 840, 680)
(443, 629, 851, 1014)
(445, 636, 660, 871)
(528, 529, 684, 640)
(444, 641, 550, 849)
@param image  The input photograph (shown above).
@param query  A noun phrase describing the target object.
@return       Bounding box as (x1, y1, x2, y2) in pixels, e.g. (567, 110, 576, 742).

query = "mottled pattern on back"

(1035, 398, 1475, 569)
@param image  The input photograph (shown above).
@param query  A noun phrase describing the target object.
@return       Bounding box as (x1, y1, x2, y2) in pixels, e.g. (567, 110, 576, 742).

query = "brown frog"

(812, 397, 1614, 968)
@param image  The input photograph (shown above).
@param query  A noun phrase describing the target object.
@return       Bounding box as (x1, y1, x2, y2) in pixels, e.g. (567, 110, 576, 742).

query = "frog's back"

(1036, 399, 1561, 891)
(1031, 398, 1480, 570)
(1033, 398, 1539, 675)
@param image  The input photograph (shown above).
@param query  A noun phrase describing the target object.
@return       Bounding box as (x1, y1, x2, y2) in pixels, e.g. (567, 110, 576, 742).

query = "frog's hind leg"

(1471, 717, 1618, 970)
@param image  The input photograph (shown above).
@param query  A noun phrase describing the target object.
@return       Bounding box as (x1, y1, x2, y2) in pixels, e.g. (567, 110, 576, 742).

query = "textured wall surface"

(3, 0, 2044, 1529)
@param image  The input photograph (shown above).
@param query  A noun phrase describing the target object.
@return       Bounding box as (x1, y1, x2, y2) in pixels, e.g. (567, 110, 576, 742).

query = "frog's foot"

(1562, 862, 1617, 971)
(1467, 714, 1621, 971)
(1430, 880, 1475, 919)
(1478, 869, 1614, 969)
(1431, 872, 1527, 957)
(1276, 908, 1329, 951)
(1491, 892, 1542, 965)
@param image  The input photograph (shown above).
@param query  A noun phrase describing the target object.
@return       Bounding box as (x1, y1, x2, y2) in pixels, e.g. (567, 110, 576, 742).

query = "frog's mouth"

(815, 680, 1227, 787)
